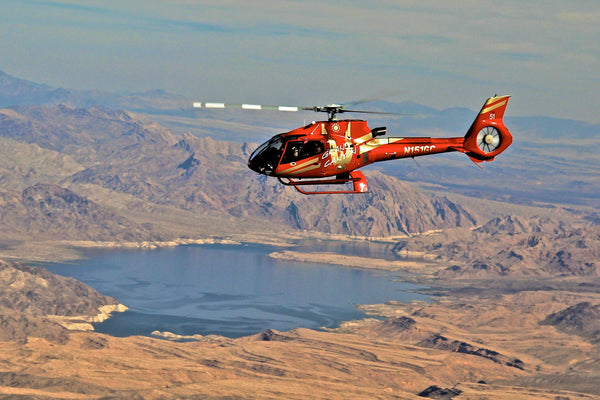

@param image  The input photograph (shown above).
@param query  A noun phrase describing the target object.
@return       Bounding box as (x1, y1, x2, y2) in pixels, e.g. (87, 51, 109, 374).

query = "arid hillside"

(1, 255, 599, 399)
(0, 104, 480, 244)
(0, 259, 121, 343)
(394, 214, 600, 278)
(0, 72, 599, 399)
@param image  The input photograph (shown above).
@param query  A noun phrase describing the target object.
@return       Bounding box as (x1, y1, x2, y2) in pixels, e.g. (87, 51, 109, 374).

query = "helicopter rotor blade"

(193, 102, 308, 112)
(192, 101, 412, 119)
(340, 108, 411, 116)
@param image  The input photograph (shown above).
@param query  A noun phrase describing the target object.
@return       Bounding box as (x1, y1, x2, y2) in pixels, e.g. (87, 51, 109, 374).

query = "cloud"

(1, 0, 599, 122)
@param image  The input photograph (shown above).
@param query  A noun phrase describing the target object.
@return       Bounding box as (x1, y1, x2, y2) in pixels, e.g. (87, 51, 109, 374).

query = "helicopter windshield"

(248, 135, 288, 176)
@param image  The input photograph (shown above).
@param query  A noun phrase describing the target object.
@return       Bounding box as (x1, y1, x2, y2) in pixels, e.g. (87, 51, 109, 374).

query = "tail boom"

(361, 95, 513, 166)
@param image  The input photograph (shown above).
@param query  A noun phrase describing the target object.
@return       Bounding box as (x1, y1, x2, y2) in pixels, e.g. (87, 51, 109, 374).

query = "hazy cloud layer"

(1, 0, 598, 121)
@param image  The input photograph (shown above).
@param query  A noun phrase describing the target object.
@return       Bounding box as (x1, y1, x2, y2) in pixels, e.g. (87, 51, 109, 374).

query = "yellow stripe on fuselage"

(359, 137, 404, 155)
(353, 132, 373, 145)
(287, 163, 322, 176)
(279, 156, 321, 175)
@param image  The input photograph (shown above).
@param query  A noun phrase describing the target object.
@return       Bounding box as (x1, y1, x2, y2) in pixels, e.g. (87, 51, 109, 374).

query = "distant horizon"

(2, 1, 599, 124)
(2, 67, 599, 127)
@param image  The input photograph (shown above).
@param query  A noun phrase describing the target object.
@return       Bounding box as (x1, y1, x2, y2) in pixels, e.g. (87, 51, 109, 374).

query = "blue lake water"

(44, 242, 429, 338)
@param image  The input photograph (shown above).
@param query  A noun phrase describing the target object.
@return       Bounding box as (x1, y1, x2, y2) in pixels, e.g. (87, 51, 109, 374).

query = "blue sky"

(2, 0, 599, 122)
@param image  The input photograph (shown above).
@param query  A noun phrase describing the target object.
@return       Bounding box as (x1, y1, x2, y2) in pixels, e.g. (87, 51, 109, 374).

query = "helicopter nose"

(247, 152, 269, 175)
(247, 152, 275, 176)
(247, 157, 260, 173)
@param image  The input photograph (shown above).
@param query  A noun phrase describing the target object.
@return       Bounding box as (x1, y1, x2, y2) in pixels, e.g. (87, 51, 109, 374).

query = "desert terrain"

(0, 70, 599, 399)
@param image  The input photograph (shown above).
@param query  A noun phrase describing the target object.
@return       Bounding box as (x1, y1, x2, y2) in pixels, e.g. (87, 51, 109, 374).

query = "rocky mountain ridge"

(4, 69, 598, 209)
(541, 302, 600, 342)
(0, 70, 190, 112)
(0, 259, 121, 342)
(0, 183, 154, 241)
(394, 215, 600, 277)
(0, 103, 479, 240)
(0, 96, 597, 280)
(1, 102, 596, 278)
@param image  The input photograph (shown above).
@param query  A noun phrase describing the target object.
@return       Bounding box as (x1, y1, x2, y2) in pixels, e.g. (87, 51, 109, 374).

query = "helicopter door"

(302, 141, 325, 158)
(281, 140, 324, 164)
(281, 140, 303, 164)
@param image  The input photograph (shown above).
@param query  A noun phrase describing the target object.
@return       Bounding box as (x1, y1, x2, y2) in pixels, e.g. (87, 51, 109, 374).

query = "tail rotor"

(462, 95, 513, 162)
(476, 126, 501, 153)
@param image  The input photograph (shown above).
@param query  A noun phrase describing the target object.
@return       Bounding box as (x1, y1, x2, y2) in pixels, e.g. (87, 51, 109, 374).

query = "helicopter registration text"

(404, 145, 436, 155)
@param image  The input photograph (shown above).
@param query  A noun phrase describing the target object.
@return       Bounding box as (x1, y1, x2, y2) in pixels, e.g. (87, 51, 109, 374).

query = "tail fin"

(462, 95, 513, 162)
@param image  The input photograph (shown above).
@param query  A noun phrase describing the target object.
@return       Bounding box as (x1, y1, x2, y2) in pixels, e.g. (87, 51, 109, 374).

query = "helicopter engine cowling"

(371, 126, 387, 137)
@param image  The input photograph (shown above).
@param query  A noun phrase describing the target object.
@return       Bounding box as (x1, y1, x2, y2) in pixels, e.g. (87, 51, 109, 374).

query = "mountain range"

(0, 70, 599, 399)
(395, 215, 600, 278)
(3, 69, 597, 209)
(0, 102, 480, 241)
(0, 70, 597, 271)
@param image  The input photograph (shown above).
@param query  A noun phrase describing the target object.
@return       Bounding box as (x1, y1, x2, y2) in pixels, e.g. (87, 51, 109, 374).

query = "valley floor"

(1, 235, 599, 399)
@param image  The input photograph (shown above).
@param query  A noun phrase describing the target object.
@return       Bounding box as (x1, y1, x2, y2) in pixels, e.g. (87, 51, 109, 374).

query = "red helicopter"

(193, 95, 512, 194)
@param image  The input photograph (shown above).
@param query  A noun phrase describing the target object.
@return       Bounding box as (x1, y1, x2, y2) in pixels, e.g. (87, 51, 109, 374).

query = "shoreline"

(11, 232, 590, 338)
(0, 236, 262, 264)
(268, 250, 440, 277)
(60, 237, 242, 250)
(35, 236, 437, 337)
(3, 237, 600, 397)
(47, 303, 129, 331)
(1, 231, 411, 264)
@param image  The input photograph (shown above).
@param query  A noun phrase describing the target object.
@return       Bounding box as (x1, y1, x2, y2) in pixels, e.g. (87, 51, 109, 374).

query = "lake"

(44, 242, 429, 338)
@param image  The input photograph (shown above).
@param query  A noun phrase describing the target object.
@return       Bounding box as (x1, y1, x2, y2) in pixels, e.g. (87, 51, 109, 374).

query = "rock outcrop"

(0, 259, 124, 341)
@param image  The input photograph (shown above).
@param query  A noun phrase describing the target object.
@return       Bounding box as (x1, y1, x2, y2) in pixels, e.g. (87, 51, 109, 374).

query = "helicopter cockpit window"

(248, 135, 286, 175)
(281, 140, 324, 164)
(303, 141, 324, 158)
(281, 141, 303, 164)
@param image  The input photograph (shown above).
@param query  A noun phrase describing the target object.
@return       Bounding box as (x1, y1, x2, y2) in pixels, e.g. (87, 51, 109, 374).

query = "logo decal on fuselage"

(323, 140, 356, 169)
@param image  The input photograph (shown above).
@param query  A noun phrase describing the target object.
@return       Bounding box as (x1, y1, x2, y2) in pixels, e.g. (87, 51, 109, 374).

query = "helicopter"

(192, 95, 513, 194)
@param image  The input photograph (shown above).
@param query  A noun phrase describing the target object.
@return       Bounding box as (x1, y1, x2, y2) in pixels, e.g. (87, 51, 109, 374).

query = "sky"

(1, 0, 599, 122)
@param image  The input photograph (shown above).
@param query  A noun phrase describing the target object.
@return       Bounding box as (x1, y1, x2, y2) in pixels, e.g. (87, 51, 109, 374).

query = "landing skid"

(278, 171, 368, 195)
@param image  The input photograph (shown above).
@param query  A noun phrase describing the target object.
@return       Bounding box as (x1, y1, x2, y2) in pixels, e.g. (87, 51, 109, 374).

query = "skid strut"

(278, 171, 368, 195)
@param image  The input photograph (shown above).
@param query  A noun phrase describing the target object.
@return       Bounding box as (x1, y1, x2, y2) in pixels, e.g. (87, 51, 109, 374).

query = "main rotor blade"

(341, 108, 412, 116)
(192, 101, 411, 118)
(193, 102, 309, 112)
